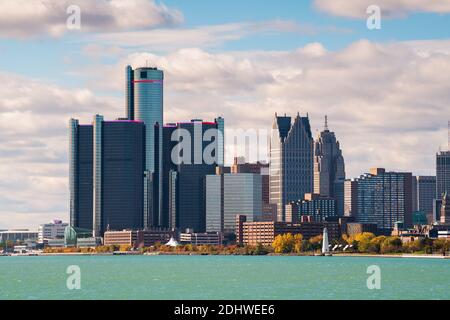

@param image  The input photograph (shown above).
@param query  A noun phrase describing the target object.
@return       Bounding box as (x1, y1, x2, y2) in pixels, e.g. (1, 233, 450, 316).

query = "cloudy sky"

(0, 0, 449, 229)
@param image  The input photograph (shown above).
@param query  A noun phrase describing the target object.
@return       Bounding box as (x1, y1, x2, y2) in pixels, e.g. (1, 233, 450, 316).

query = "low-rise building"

(345, 222, 378, 237)
(103, 229, 175, 247)
(179, 231, 222, 246)
(236, 215, 339, 246)
(38, 220, 68, 244)
(0, 230, 38, 243)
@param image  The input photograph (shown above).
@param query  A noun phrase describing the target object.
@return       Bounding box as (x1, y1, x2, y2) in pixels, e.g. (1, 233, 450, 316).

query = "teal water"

(0, 256, 448, 300)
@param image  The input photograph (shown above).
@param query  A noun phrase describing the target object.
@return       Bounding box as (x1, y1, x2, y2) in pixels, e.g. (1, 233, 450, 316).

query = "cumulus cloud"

(0, 0, 183, 38)
(0, 72, 120, 228)
(2, 39, 450, 228)
(313, 0, 450, 18)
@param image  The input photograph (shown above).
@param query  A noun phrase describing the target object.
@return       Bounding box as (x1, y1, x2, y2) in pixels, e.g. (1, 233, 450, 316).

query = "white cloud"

(314, 0, 450, 18)
(2, 39, 450, 228)
(0, 0, 183, 38)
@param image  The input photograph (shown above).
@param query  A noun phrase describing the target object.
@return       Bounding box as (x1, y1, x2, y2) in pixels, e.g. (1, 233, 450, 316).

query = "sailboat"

(321, 227, 332, 256)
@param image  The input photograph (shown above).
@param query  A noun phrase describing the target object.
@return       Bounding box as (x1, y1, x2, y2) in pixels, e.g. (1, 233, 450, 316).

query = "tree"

(272, 233, 295, 253)
(294, 234, 303, 253)
(380, 236, 402, 254)
(309, 234, 323, 251)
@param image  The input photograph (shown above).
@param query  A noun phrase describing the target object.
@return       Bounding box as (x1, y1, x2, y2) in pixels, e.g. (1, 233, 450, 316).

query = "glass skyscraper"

(126, 66, 164, 227)
(269, 113, 314, 222)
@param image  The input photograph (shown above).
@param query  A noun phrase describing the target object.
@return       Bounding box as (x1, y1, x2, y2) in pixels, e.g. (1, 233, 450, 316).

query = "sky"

(0, 0, 450, 229)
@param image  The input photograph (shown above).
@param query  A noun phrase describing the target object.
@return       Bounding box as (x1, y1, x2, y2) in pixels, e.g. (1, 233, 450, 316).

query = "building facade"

(69, 119, 93, 230)
(415, 176, 436, 222)
(285, 193, 336, 223)
(206, 172, 263, 234)
(270, 113, 314, 222)
(38, 220, 68, 244)
(92, 116, 145, 236)
(436, 151, 450, 199)
(103, 229, 175, 247)
(344, 179, 358, 217)
(354, 168, 413, 231)
(313, 116, 345, 216)
(126, 66, 164, 227)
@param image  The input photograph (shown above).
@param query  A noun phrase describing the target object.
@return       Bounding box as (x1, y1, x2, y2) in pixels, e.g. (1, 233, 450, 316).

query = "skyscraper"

(269, 113, 314, 222)
(92, 116, 145, 236)
(69, 119, 93, 230)
(206, 173, 262, 234)
(344, 179, 358, 217)
(436, 151, 450, 199)
(355, 168, 413, 231)
(161, 118, 224, 232)
(415, 176, 436, 222)
(313, 116, 345, 216)
(126, 66, 164, 227)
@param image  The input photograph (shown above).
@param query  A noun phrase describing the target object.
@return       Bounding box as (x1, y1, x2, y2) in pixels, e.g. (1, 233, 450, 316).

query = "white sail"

(321, 227, 330, 254)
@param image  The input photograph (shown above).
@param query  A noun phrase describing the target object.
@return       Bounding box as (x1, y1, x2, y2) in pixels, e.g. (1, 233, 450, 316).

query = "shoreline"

(4, 252, 449, 259)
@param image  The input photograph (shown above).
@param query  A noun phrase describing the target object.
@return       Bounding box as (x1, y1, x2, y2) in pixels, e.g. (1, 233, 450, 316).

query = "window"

(140, 71, 147, 79)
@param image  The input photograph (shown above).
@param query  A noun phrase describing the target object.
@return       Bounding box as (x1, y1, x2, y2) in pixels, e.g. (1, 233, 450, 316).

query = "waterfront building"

(313, 116, 345, 216)
(270, 113, 314, 222)
(69, 119, 93, 230)
(436, 150, 450, 199)
(354, 168, 413, 231)
(179, 231, 222, 246)
(0, 230, 38, 243)
(345, 222, 378, 237)
(344, 179, 358, 217)
(236, 215, 339, 246)
(440, 192, 450, 224)
(103, 229, 175, 247)
(285, 193, 336, 223)
(161, 118, 224, 232)
(38, 220, 68, 244)
(415, 176, 436, 223)
(205, 172, 262, 235)
(126, 66, 164, 227)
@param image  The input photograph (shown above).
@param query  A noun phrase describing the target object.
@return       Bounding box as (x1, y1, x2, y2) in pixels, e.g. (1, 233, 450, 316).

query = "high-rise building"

(161, 118, 224, 232)
(344, 179, 358, 217)
(69, 119, 93, 230)
(436, 151, 450, 199)
(313, 116, 345, 216)
(93, 116, 145, 236)
(441, 192, 450, 225)
(270, 113, 314, 222)
(354, 168, 413, 231)
(206, 172, 262, 235)
(415, 176, 436, 222)
(126, 66, 164, 227)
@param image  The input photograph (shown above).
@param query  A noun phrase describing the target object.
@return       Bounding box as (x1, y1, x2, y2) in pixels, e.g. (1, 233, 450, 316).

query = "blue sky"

(0, 0, 450, 228)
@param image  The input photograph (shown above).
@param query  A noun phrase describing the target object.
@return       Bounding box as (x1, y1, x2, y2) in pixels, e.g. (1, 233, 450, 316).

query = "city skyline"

(1, 0, 450, 228)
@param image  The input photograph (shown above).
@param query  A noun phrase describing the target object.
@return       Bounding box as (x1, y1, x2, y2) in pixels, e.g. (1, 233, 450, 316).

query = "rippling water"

(0, 255, 448, 300)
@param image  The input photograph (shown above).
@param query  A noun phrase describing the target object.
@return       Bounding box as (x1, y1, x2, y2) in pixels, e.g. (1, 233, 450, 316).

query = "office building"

(441, 192, 450, 225)
(415, 176, 436, 222)
(70, 115, 148, 237)
(313, 116, 345, 216)
(436, 151, 450, 199)
(345, 223, 378, 237)
(206, 172, 262, 234)
(354, 168, 413, 231)
(344, 179, 358, 217)
(285, 193, 336, 223)
(270, 113, 314, 222)
(38, 220, 68, 244)
(103, 229, 175, 247)
(179, 231, 222, 246)
(162, 118, 224, 232)
(69, 119, 93, 230)
(126, 66, 164, 227)
(236, 215, 339, 246)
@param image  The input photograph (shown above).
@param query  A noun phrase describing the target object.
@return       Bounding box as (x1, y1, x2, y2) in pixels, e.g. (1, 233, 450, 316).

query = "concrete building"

(179, 231, 222, 246)
(206, 172, 262, 234)
(440, 192, 450, 224)
(436, 150, 450, 199)
(285, 193, 336, 223)
(344, 179, 358, 217)
(236, 215, 339, 246)
(313, 116, 345, 216)
(103, 229, 175, 247)
(345, 223, 378, 237)
(270, 113, 314, 222)
(0, 230, 38, 243)
(354, 168, 413, 232)
(38, 220, 68, 244)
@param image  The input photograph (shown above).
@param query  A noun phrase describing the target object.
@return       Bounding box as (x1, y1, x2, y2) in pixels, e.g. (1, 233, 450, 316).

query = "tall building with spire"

(313, 116, 346, 216)
(269, 113, 314, 222)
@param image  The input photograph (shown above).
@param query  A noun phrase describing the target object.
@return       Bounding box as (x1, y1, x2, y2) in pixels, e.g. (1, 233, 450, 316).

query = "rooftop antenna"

(324, 115, 329, 131)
